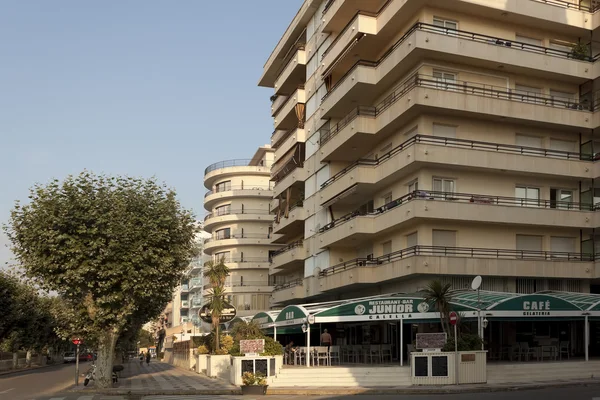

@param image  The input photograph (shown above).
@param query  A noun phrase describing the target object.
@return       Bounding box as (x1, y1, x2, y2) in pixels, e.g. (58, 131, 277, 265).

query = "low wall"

(230, 356, 283, 386)
(172, 348, 195, 370)
(411, 351, 487, 385)
(0, 355, 46, 372)
(206, 355, 230, 380)
(196, 354, 208, 374)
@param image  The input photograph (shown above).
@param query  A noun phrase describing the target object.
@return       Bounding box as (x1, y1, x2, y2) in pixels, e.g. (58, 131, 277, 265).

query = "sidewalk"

(70, 360, 240, 395)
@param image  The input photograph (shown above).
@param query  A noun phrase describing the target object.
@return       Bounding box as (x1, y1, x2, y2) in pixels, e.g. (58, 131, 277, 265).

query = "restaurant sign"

(199, 302, 237, 324)
(488, 295, 580, 316)
(315, 297, 431, 322)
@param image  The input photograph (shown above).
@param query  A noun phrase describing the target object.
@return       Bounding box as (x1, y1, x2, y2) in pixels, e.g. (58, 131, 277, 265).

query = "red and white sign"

(449, 311, 458, 326)
(72, 338, 83, 345)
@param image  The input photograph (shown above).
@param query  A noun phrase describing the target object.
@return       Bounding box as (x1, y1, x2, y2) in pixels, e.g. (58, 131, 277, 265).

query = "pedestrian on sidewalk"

(146, 351, 151, 366)
(139, 352, 144, 366)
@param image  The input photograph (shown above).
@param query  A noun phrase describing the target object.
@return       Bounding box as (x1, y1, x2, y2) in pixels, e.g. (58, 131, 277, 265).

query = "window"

(214, 251, 231, 262)
(515, 186, 540, 207)
(515, 35, 543, 47)
(215, 180, 231, 193)
(306, 93, 318, 118)
(432, 124, 457, 138)
(550, 188, 573, 209)
(550, 236, 575, 256)
(433, 70, 456, 90)
(408, 180, 418, 194)
(515, 134, 543, 148)
(382, 240, 392, 255)
(514, 84, 542, 103)
(215, 228, 231, 240)
(382, 192, 393, 205)
(516, 234, 543, 253)
(433, 17, 458, 33)
(549, 138, 576, 153)
(215, 204, 231, 216)
(550, 90, 575, 107)
(406, 232, 418, 248)
(433, 178, 455, 197)
(432, 230, 456, 248)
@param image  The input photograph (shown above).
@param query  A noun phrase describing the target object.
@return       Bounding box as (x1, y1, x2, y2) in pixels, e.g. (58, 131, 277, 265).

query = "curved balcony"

(319, 190, 594, 248)
(319, 134, 591, 207)
(319, 73, 593, 161)
(203, 208, 273, 232)
(203, 280, 273, 298)
(206, 257, 272, 271)
(204, 185, 273, 210)
(317, 245, 594, 292)
(204, 159, 272, 189)
(204, 233, 275, 254)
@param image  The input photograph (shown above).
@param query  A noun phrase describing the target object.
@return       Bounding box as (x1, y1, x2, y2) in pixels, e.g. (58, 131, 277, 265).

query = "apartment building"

(260, 0, 600, 307)
(203, 146, 280, 317)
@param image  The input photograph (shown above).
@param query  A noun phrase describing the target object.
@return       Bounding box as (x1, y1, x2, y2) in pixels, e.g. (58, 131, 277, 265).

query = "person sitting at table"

(284, 341, 296, 364)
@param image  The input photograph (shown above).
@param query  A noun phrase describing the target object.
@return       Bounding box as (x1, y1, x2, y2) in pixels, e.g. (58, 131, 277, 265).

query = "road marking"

(0, 388, 15, 394)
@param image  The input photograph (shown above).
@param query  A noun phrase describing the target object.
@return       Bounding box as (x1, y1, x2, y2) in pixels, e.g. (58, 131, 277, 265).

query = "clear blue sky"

(0, 0, 303, 266)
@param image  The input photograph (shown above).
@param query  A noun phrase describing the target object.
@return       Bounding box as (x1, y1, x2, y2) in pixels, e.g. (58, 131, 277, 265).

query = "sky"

(0, 0, 303, 267)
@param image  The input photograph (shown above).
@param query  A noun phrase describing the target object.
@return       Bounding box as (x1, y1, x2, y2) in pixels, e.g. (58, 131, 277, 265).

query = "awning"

(251, 311, 280, 329)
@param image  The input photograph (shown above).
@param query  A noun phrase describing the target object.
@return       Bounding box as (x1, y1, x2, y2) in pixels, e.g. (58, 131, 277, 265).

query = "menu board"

(432, 355, 448, 377)
(414, 356, 428, 377)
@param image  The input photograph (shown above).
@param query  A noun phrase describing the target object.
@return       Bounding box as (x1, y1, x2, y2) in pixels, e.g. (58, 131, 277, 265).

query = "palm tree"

(421, 280, 453, 336)
(203, 257, 230, 352)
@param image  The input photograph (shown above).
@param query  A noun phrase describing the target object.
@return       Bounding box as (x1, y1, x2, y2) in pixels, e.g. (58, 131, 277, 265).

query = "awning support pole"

(307, 324, 311, 368)
(585, 315, 589, 362)
(400, 320, 404, 367)
(274, 326, 277, 342)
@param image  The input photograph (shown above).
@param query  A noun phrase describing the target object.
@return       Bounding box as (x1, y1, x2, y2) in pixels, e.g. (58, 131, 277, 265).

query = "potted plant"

(241, 371, 268, 395)
(571, 42, 589, 60)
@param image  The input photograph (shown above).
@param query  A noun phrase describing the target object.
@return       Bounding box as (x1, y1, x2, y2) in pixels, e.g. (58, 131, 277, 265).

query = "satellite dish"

(471, 275, 482, 290)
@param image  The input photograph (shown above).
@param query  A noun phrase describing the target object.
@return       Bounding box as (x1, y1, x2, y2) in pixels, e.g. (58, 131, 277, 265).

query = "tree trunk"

(12, 352, 18, 369)
(213, 316, 220, 352)
(25, 350, 32, 367)
(96, 330, 119, 388)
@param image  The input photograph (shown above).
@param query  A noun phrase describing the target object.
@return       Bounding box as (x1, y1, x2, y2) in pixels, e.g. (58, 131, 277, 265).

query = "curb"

(0, 363, 55, 377)
(65, 379, 600, 396)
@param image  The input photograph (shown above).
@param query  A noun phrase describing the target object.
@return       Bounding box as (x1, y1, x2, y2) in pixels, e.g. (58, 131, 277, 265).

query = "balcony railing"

(319, 245, 594, 277)
(206, 233, 273, 243)
(320, 73, 589, 146)
(274, 278, 304, 292)
(181, 300, 189, 308)
(531, 0, 600, 12)
(321, 134, 587, 189)
(272, 240, 304, 257)
(190, 278, 202, 288)
(204, 281, 270, 289)
(180, 284, 189, 291)
(272, 127, 298, 149)
(204, 209, 272, 221)
(320, 190, 593, 233)
(205, 257, 271, 265)
(205, 185, 273, 198)
(323, 22, 595, 102)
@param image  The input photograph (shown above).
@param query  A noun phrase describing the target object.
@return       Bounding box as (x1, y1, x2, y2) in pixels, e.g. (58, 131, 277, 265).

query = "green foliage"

(203, 257, 230, 353)
(242, 371, 267, 386)
(442, 333, 483, 352)
(571, 42, 589, 60)
(4, 172, 197, 387)
(421, 280, 453, 334)
(228, 321, 283, 357)
(261, 337, 283, 356)
(137, 329, 155, 348)
(197, 345, 209, 354)
(220, 334, 234, 354)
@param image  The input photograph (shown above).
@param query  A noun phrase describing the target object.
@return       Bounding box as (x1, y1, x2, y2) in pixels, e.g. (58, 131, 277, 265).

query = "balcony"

(275, 129, 307, 161)
(181, 300, 189, 309)
(319, 134, 592, 207)
(191, 297, 204, 308)
(319, 73, 593, 161)
(321, 22, 594, 118)
(273, 87, 306, 130)
(189, 278, 203, 290)
(274, 47, 307, 96)
(273, 202, 306, 238)
(271, 240, 306, 274)
(317, 245, 594, 293)
(204, 159, 272, 189)
(180, 284, 189, 292)
(203, 280, 273, 297)
(271, 278, 305, 305)
(204, 208, 272, 232)
(204, 185, 273, 209)
(319, 190, 594, 248)
(272, 128, 296, 149)
(209, 257, 271, 271)
(204, 233, 274, 254)
(321, 0, 389, 33)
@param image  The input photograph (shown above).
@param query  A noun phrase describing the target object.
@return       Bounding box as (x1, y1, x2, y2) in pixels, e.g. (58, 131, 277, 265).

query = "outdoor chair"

(407, 344, 414, 365)
(368, 345, 382, 363)
(295, 348, 306, 365)
(347, 346, 358, 363)
(519, 342, 536, 361)
(381, 344, 393, 363)
(316, 346, 329, 366)
(559, 341, 570, 360)
(509, 344, 520, 361)
(329, 346, 340, 365)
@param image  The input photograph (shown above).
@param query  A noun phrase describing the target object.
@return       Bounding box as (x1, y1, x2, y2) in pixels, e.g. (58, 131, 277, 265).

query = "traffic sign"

(449, 311, 458, 326)
(72, 338, 83, 345)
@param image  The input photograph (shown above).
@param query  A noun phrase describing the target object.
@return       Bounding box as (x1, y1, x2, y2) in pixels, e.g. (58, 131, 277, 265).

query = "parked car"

(63, 352, 76, 363)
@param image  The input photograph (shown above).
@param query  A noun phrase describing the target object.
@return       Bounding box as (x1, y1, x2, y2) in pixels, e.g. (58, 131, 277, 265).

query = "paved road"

(0, 361, 89, 400)
(37, 384, 600, 399)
